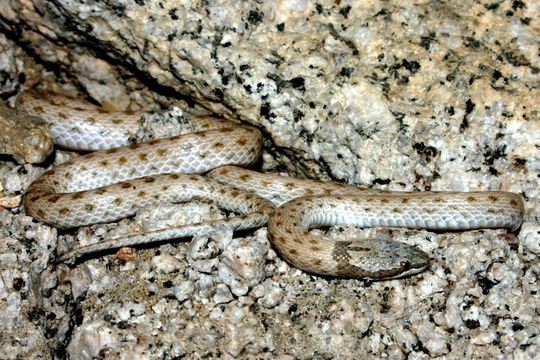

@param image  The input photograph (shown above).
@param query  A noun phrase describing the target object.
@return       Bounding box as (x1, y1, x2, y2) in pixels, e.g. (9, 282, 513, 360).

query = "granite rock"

(0, 1, 538, 359)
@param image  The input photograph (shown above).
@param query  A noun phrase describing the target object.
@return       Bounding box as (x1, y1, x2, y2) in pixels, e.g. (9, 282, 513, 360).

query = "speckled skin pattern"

(209, 166, 524, 278)
(19, 91, 524, 279)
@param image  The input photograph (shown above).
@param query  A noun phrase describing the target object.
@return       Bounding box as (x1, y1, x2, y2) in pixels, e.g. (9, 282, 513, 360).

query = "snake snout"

(332, 239, 429, 279)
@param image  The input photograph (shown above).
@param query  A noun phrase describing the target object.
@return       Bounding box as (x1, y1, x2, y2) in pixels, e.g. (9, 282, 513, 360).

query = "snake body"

(18, 91, 524, 279)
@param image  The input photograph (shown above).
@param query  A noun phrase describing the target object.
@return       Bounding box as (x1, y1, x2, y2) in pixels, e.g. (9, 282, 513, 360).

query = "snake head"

(332, 240, 429, 280)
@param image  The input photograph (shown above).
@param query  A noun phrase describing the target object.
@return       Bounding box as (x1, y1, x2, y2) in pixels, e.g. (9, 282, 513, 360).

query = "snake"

(18, 90, 525, 279)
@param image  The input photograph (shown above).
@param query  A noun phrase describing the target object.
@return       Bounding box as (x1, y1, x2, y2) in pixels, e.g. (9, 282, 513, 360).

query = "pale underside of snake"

(18, 91, 524, 279)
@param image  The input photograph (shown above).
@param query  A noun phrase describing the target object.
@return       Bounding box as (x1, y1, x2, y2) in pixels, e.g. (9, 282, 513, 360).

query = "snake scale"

(18, 91, 524, 279)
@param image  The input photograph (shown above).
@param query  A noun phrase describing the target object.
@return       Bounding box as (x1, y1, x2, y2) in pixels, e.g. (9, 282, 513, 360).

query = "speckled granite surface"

(0, 1, 538, 359)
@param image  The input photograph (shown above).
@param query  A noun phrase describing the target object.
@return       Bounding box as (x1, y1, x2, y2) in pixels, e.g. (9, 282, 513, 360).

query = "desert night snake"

(18, 91, 524, 279)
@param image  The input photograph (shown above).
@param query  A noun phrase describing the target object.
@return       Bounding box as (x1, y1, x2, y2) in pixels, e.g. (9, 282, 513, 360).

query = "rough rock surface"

(0, 33, 53, 164)
(0, 101, 53, 164)
(0, 1, 538, 359)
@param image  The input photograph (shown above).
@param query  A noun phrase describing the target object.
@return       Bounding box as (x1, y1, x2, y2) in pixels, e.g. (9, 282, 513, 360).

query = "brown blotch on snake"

(48, 196, 60, 203)
(71, 193, 84, 200)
